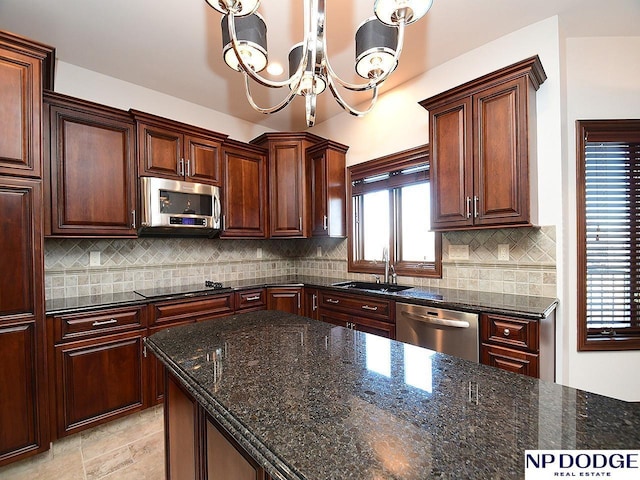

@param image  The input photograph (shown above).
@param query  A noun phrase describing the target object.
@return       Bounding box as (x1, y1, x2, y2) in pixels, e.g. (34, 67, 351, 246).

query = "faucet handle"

(372, 274, 381, 284)
(389, 264, 397, 284)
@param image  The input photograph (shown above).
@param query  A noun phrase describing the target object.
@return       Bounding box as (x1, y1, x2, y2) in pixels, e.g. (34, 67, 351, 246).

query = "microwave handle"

(213, 195, 221, 224)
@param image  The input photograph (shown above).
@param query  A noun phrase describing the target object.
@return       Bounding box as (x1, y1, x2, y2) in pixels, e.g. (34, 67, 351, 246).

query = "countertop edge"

(145, 337, 304, 480)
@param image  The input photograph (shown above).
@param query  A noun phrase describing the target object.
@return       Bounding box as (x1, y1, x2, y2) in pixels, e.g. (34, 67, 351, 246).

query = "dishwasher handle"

(400, 311, 471, 329)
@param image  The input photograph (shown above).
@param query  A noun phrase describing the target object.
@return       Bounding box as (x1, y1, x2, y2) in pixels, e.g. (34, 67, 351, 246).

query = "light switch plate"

(256, 248, 263, 259)
(498, 244, 510, 261)
(316, 246, 322, 257)
(449, 245, 469, 261)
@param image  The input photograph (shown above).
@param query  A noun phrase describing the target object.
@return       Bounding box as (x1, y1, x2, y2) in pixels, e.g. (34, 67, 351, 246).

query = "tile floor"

(0, 406, 164, 480)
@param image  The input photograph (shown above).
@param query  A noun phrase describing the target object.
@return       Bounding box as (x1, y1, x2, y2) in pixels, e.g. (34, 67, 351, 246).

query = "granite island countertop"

(146, 310, 640, 480)
(46, 275, 557, 319)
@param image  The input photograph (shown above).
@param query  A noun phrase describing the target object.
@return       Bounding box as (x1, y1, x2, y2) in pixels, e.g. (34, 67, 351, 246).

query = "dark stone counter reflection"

(147, 311, 639, 480)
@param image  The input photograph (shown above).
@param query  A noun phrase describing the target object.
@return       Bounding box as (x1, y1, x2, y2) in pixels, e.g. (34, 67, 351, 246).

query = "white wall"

(54, 62, 275, 142)
(562, 36, 640, 402)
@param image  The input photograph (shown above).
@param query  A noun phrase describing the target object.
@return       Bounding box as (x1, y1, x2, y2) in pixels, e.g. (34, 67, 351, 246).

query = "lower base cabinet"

(266, 287, 303, 315)
(52, 330, 147, 437)
(165, 372, 268, 480)
(0, 320, 47, 465)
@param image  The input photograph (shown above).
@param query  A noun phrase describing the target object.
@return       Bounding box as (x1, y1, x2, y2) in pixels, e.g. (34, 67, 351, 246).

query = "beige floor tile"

(83, 445, 133, 480)
(99, 450, 165, 480)
(81, 412, 163, 461)
(0, 449, 85, 480)
(129, 431, 164, 463)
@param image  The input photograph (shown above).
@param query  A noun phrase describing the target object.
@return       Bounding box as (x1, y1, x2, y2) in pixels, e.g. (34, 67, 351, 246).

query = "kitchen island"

(146, 310, 639, 479)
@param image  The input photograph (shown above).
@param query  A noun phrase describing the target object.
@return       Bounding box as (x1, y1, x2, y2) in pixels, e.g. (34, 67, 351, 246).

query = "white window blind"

(584, 140, 640, 335)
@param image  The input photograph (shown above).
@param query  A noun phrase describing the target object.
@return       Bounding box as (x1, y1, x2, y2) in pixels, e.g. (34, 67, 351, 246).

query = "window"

(577, 120, 640, 350)
(348, 145, 442, 278)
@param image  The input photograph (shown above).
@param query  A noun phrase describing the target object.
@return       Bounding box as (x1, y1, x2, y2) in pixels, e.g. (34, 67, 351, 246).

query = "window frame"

(576, 119, 640, 351)
(347, 145, 442, 279)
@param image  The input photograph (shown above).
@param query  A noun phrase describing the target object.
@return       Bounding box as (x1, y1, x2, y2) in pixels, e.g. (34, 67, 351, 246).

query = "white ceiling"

(1, 0, 638, 131)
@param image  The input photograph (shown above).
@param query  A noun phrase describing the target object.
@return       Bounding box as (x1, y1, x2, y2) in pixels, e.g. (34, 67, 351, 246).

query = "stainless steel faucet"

(382, 247, 390, 283)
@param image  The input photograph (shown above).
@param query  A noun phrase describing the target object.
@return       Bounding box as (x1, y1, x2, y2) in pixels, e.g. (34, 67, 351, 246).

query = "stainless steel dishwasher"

(396, 303, 479, 362)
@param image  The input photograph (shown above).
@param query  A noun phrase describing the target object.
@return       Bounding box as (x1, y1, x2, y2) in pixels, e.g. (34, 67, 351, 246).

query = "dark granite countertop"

(45, 275, 557, 319)
(146, 311, 640, 480)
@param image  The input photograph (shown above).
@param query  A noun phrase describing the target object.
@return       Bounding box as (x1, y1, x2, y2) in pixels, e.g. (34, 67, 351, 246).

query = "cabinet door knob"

(473, 195, 479, 218)
(503, 328, 510, 337)
(466, 197, 471, 218)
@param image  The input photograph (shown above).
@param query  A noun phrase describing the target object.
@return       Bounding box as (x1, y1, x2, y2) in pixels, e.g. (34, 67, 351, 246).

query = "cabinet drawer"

(319, 291, 393, 322)
(235, 289, 266, 312)
(481, 343, 539, 378)
(151, 294, 234, 326)
(52, 305, 146, 343)
(480, 313, 538, 352)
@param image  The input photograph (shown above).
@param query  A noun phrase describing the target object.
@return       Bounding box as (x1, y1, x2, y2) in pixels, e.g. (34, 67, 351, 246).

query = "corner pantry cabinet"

(420, 56, 546, 231)
(0, 31, 53, 467)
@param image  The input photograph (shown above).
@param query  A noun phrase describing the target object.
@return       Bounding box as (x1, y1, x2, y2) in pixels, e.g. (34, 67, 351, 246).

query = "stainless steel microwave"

(139, 176, 221, 237)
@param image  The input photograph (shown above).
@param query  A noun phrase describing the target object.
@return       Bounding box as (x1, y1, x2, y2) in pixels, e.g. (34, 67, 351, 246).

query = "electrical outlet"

(89, 251, 101, 267)
(256, 247, 263, 259)
(448, 245, 469, 261)
(316, 246, 322, 257)
(498, 244, 510, 261)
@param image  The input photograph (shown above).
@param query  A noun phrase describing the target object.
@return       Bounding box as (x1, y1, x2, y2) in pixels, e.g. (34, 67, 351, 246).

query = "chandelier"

(205, 0, 434, 127)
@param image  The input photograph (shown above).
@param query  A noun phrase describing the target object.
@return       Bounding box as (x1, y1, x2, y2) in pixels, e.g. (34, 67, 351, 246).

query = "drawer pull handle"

(245, 295, 261, 301)
(503, 328, 510, 337)
(92, 319, 118, 327)
(326, 298, 340, 304)
(362, 305, 378, 311)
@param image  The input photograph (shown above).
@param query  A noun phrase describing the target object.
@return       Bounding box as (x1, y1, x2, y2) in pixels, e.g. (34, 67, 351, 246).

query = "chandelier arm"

(305, 92, 317, 127)
(326, 75, 380, 117)
(227, 14, 309, 89)
(241, 72, 299, 114)
(324, 20, 406, 92)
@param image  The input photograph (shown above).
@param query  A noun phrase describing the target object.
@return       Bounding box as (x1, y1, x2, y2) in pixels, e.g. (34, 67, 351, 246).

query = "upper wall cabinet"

(420, 56, 547, 231)
(132, 110, 228, 186)
(44, 92, 138, 237)
(251, 132, 348, 239)
(0, 32, 54, 179)
(307, 140, 348, 238)
(220, 139, 268, 238)
(252, 132, 323, 238)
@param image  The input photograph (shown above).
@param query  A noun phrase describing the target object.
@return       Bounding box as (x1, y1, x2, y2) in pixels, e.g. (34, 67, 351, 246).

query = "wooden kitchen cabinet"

(44, 92, 137, 237)
(316, 289, 396, 339)
(235, 288, 267, 313)
(132, 110, 228, 186)
(0, 32, 54, 179)
(251, 132, 322, 238)
(48, 304, 148, 438)
(221, 140, 269, 238)
(307, 140, 348, 238)
(480, 312, 555, 381)
(0, 177, 48, 466)
(266, 286, 303, 315)
(420, 56, 546, 231)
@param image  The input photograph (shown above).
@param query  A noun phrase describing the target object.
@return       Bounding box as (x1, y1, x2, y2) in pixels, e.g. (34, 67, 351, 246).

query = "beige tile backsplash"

(45, 226, 556, 300)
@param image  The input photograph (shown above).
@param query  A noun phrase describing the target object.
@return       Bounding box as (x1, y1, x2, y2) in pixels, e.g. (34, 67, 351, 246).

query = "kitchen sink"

(332, 281, 413, 293)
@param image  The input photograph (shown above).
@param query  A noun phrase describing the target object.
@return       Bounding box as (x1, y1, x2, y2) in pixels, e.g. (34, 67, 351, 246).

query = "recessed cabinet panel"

(55, 332, 145, 435)
(429, 99, 473, 228)
(139, 124, 183, 179)
(0, 44, 44, 177)
(46, 95, 137, 237)
(186, 135, 222, 185)
(0, 322, 39, 460)
(270, 142, 305, 237)
(0, 182, 34, 316)
(475, 79, 527, 224)
(221, 143, 268, 238)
